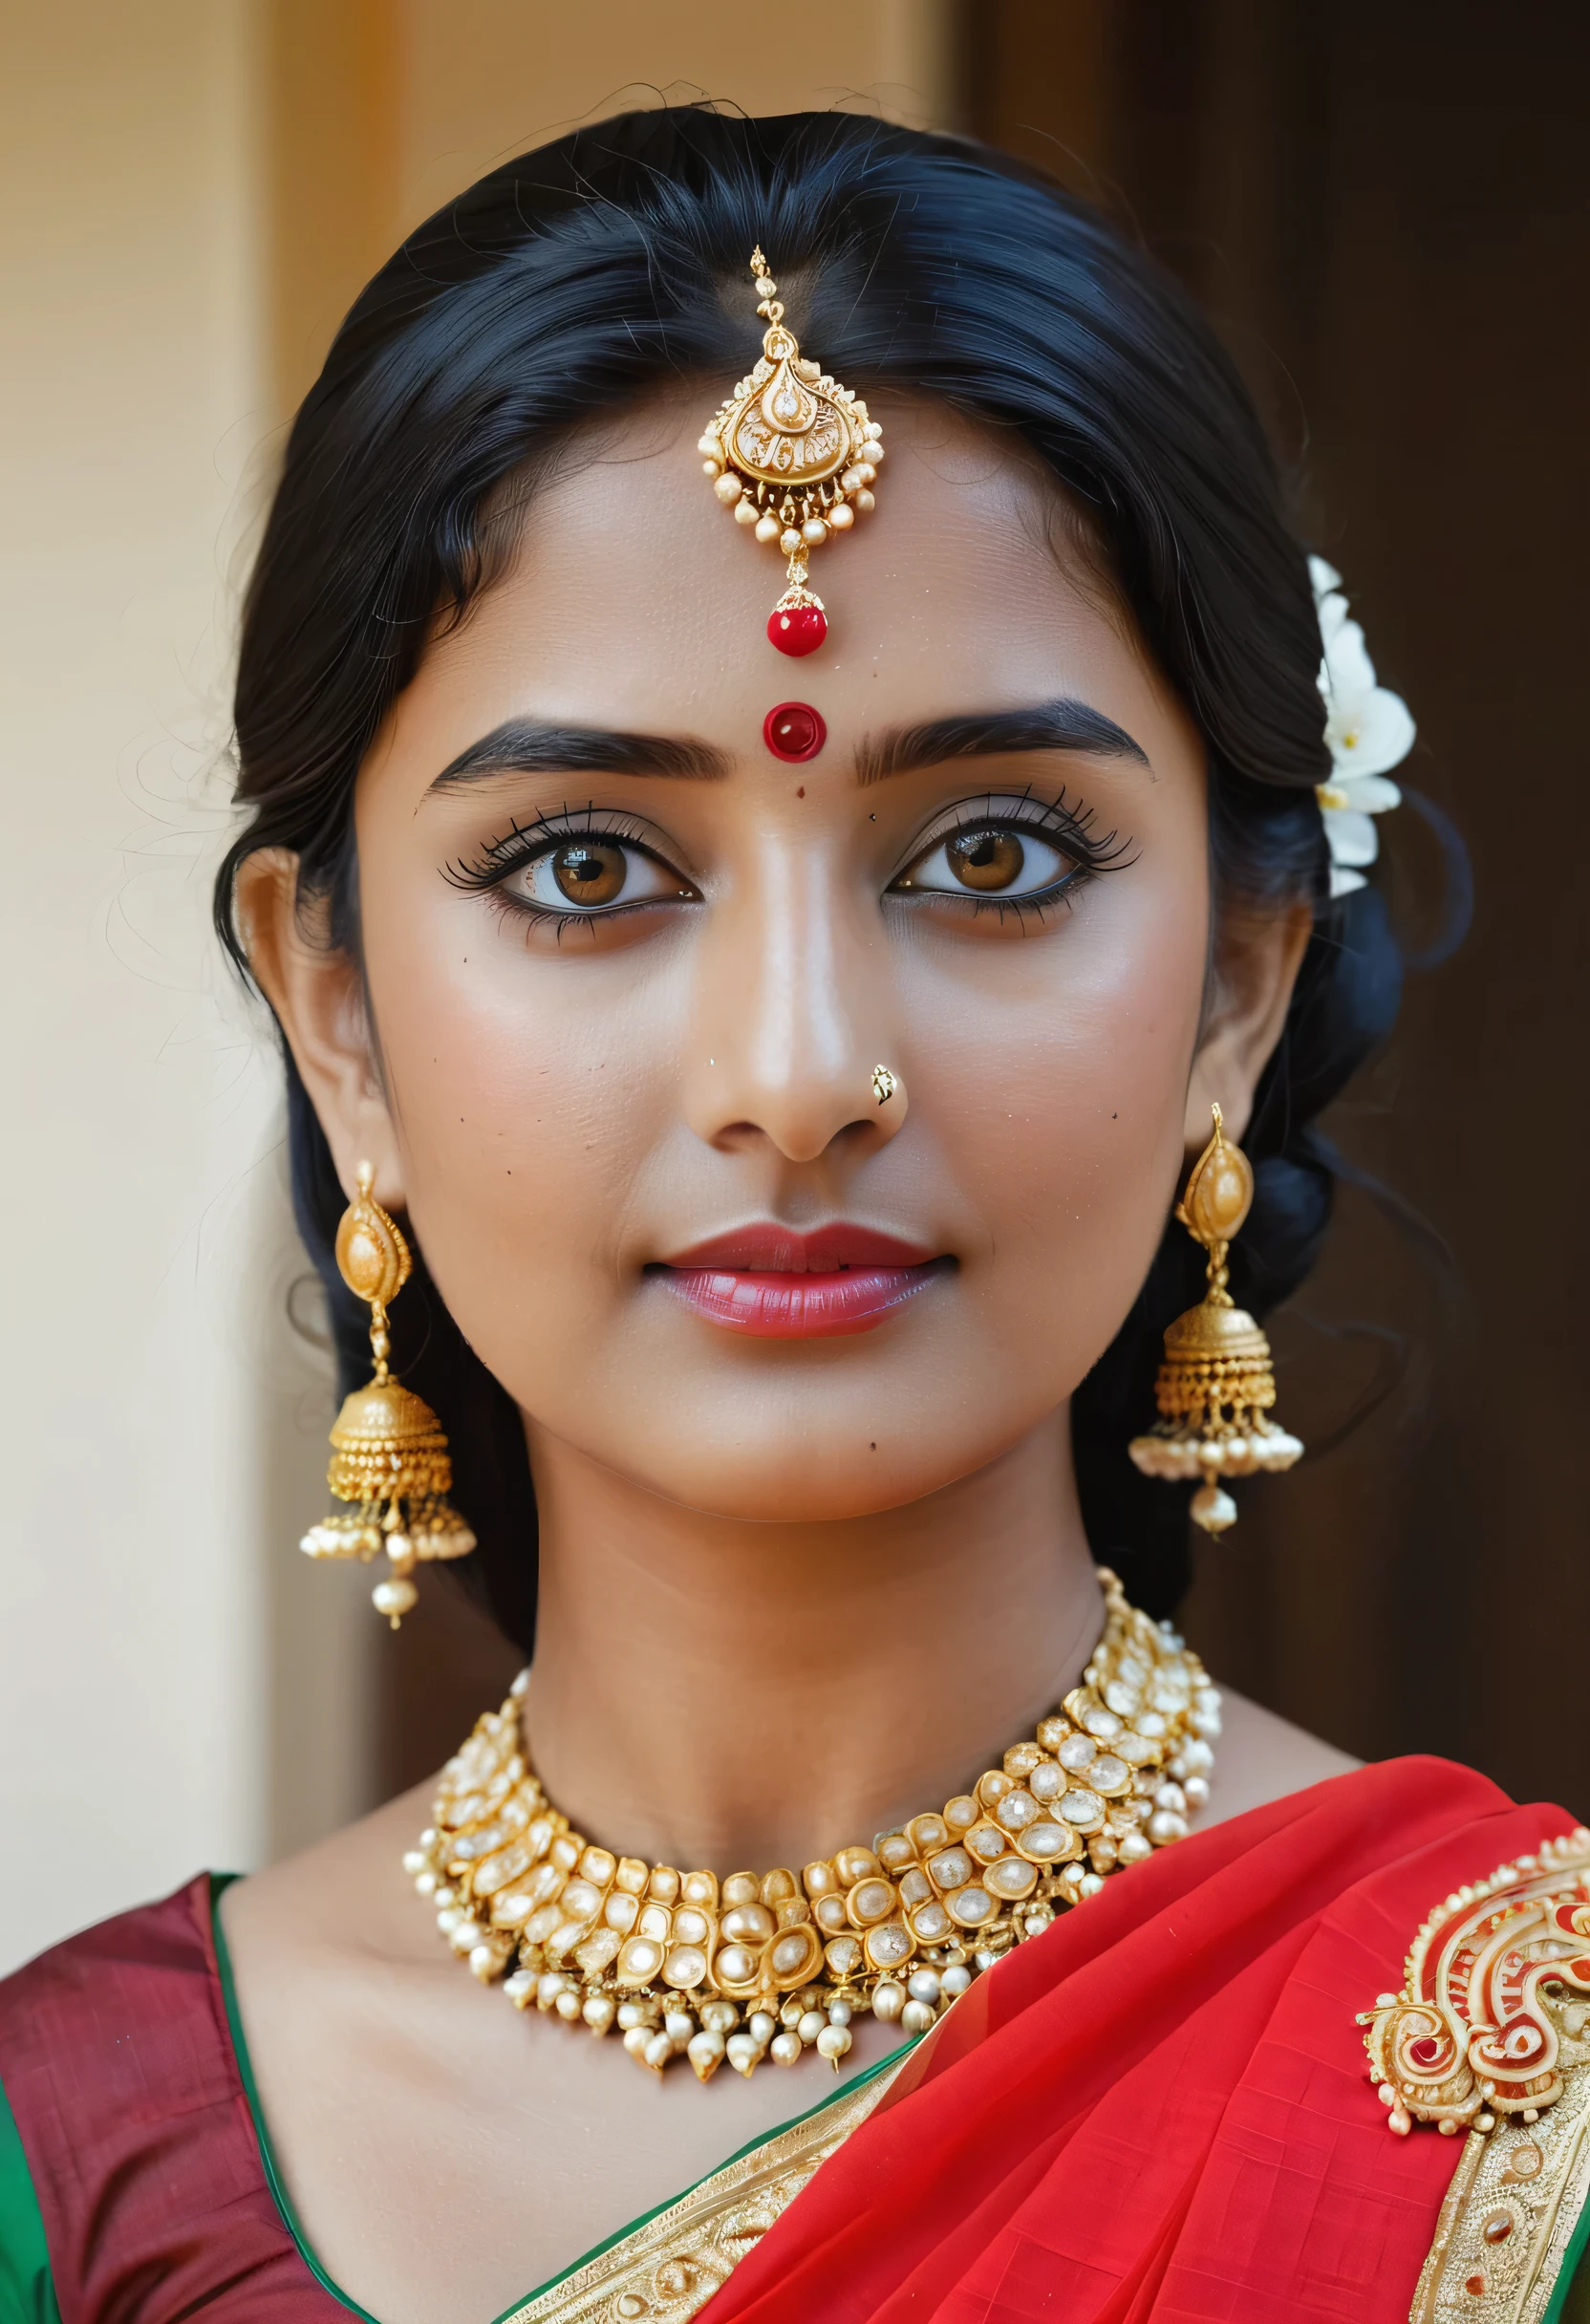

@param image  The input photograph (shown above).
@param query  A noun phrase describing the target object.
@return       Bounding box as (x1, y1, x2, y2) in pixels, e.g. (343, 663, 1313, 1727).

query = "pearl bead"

(702, 459, 722, 478)
(697, 434, 722, 456)
(749, 2011, 777, 2045)
(713, 473, 741, 504)
(779, 527, 803, 554)
(828, 503, 853, 528)
(699, 2000, 738, 2034)
(733, 497, 759, 525)
(1118, 1831, 1152, 1863)
(940, 1965, 973, 1996)
(622, 2025, 652, 2059)
(855, 489, 875, 513)
(373, 1577, 417, 1620)
(908, 1969, 941, 2004)
(467, 1943, 499, 1980)
(1183, 1775, 1210, 1810)
(616, 2001, 647, 2030)
(771, 2030, 803, 2066)
(817, 2024, 853, 2061)
(643, 2030, 674, 2071)
(853, 462, 876, 486)
(554, 1988, 583, 2021)
(413, 1872, 436, 1897)
(901, 1999, 936, 2034)
(725, 2033, 759, 2076)
(583, 1994, 616, 2033)
(801, 518, 827, 546)
(1149, 1809, 1189, 1844)
(664, 2011, 695, 2047)
(827, 2000, 852, 2026)
(754, 514, 782, 544)
(687, 2030, 724, 2078)
(870, 1982, 906, 2023)
(401, 1850, 427, 1875)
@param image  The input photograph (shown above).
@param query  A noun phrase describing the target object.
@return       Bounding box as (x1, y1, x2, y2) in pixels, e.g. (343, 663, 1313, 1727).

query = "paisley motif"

(730, 355, 849, 484)
(1361, 1828, 1590, 2138)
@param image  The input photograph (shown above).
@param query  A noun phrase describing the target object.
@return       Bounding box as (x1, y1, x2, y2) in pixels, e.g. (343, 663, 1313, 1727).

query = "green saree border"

(209, 1872, 913, 2324)
(1544, 2187, 1590, 2324)
(0, 2070, 62, 2324)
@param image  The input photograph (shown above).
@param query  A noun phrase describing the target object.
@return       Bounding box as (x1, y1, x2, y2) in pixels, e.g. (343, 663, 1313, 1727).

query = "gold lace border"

(1412, 2060, 1590, 2323)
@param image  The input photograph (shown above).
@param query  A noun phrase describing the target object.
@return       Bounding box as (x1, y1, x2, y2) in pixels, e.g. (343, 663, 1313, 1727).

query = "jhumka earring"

(698, 247, 884, 656)
(1128, 1106, 1304, 1534)
(299, 1163, 475, 1625)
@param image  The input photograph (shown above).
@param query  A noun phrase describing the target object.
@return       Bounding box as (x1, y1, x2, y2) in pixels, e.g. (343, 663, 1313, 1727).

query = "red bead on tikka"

(767, 605, 827, 657)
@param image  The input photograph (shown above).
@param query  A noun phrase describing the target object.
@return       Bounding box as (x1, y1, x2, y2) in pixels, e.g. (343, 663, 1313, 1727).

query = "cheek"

(361, 882, 685, 1361)
(908, 872, 1205, 1330)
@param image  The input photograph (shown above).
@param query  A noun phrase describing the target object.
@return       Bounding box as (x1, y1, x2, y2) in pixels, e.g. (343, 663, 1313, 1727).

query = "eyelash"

(443, 807, 686, 937)
(442, 787, 1136, 936)
(891, 788, 1136, 927)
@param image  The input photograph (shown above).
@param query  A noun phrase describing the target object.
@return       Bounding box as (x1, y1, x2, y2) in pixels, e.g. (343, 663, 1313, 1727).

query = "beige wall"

(0, 0, 374, 1973)
(1, 0, 956, 1970)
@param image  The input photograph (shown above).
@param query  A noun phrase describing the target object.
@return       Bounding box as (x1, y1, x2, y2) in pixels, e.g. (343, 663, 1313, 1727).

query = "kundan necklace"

(404, 1569, 1219, 2082)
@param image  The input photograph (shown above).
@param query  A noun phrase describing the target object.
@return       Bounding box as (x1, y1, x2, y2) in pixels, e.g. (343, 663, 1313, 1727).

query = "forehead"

(389, 391, 1177, 766)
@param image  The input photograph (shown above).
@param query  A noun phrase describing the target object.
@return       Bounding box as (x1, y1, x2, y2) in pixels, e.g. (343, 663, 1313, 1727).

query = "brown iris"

(946, 830, 1025, 892)
(551, 840, 627, 906)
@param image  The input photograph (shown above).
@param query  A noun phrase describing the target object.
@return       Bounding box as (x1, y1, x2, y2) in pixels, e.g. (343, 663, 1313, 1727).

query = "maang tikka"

(300, 1163, 475, 1625)
(698, 248, 884, 656)
(1128, 1107, 1304, 1534)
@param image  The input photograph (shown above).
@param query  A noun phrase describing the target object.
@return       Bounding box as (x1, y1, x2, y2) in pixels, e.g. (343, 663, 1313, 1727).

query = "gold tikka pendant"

(299, 1163, 475, 1625)
(1128, 1107, 1303, 1533)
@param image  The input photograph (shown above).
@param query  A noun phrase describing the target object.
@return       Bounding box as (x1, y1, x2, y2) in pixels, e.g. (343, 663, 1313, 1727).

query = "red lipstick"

(655, 1224, 946, 1339)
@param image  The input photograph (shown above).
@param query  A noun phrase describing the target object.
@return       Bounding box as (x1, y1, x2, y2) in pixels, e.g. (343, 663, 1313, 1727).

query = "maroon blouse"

(0, 1874, 346, 2319)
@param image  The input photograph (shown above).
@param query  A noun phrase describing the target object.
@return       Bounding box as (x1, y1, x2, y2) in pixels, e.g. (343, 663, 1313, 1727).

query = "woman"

(3, 108, 1584, 2324)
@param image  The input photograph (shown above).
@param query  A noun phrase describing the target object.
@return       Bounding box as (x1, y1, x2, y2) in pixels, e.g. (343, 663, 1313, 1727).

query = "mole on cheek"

(763, 702, 826, 762)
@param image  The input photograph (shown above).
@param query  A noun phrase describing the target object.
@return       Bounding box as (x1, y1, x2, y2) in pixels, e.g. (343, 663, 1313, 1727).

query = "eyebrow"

(853, 699, 1150, 786)
(427, 719, 730, 792)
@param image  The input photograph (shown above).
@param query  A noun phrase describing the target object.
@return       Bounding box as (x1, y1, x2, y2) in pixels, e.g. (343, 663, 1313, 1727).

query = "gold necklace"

(404, 1569, 1219, 2081)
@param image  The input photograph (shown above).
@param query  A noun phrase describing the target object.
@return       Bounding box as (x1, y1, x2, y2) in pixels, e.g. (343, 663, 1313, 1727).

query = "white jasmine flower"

(1310, 555, 1414, 897)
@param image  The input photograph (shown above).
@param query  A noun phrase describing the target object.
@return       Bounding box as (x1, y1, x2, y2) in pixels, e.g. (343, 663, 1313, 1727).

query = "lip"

(654, 1221, 948, 1339)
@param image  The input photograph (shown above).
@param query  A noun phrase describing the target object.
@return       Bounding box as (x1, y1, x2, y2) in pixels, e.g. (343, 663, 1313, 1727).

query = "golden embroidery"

(1408, 2065, 1590, 2321)
(498, 2058, 900, 2323)
(1358, 1827, 1590, 2319)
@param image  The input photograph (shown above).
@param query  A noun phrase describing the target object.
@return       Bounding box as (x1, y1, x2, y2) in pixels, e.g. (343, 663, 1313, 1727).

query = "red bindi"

(763, 702, 827, 763)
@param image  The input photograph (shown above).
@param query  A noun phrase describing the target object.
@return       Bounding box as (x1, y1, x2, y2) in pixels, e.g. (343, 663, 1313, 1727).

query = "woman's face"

(259, 396, 1300, 1521)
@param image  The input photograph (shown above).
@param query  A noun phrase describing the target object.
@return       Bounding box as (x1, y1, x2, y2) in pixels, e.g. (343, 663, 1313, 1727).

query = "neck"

(519, 1414, 1104, 1873)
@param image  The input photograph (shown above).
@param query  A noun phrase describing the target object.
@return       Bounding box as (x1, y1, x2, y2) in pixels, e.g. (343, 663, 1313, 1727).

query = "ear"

(235, 850, 405, 1209)
(1184, 900, 1313, 1149)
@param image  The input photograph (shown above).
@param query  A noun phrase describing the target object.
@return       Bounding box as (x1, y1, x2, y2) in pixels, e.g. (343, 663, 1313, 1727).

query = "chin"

(590, 1409, 997, 1527)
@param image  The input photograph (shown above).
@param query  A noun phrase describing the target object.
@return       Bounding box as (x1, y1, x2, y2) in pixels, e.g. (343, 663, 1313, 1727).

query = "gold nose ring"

(871, 1065, 899, 1107)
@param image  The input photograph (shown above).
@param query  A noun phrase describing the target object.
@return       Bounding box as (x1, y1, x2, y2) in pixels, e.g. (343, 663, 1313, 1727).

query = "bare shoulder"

(1200, 1684, 1362, 1830)
(221, 1779, 438, 1972)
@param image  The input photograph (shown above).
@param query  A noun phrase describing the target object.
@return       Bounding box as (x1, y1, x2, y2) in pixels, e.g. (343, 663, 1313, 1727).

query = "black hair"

(223, 106, 1403, 1647)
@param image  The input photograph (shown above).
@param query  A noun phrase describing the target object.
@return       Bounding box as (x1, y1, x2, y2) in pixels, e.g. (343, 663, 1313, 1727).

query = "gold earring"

(1128, 1105, 1304, 1534)
(299, 1163, 475, 1625)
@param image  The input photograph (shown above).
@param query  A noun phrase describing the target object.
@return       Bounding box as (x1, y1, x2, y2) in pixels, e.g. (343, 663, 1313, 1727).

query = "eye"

(893, 824, 1079, 900)
(507, 837, 692, 915)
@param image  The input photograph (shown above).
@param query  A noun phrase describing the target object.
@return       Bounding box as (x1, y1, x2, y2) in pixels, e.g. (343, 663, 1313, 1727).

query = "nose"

(680, 835, 908, 1164)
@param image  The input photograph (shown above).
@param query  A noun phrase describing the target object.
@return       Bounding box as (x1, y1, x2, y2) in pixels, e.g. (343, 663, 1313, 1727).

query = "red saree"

(2, 1756, 1586, 2323)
